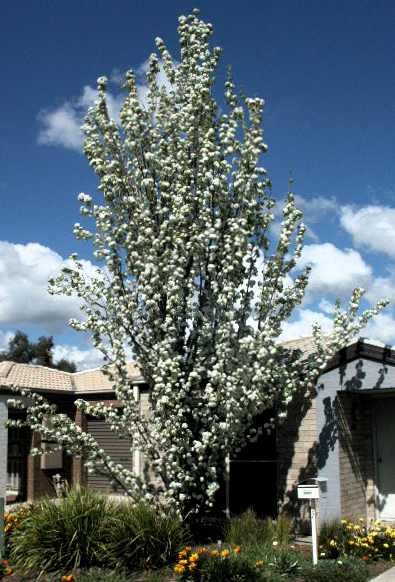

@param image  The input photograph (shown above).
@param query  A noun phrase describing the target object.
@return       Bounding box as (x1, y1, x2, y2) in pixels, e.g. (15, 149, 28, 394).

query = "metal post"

(311, 499, 318, 566)
(0, 496, 5, 557)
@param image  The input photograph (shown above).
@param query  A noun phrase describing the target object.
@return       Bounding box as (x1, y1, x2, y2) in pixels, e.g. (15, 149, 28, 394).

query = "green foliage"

(0, 330, 76, 371)
(223, 508, 293, 547)
(8, 487, 189, 574)
(177, 550, 263, 582)
(8, 486, 117, 571)
(300, 556, 369, 582)
(106, 501, 190, 570)
(318, 517, 395, 561)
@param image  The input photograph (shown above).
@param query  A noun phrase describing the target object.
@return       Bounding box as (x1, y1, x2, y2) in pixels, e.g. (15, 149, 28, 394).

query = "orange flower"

(198, 547, 206, 553)
(2, 560, 9, 565)
(179, 551, 187, 558)
(221, 549, 230, 557)
(234, 545, 241, 554)
(255, 561, 263, 567)
(363, 556, 369, 561)
(212, 550, 219, 556)
(185, 547, 192, 552)
(5, 568, 12, 576)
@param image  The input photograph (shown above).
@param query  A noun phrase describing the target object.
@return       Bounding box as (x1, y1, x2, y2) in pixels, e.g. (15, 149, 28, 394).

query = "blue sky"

(1, 0, 395, 369)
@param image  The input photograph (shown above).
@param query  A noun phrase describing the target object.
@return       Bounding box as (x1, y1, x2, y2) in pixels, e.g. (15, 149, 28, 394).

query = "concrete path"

(370, 565, 395, 581)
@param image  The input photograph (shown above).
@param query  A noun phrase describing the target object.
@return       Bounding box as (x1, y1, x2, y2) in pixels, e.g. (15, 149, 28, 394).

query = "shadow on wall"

(278, 386, 339, 532)
(278, 351, 392, 532)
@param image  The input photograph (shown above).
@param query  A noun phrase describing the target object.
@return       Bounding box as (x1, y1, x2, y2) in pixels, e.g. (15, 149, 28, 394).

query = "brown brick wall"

(338, 392, 374, 522)
(277, 386, 318, 531)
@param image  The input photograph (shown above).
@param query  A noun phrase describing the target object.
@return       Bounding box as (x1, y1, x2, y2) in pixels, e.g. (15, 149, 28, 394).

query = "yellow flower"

(341, 520, 347, 525)
(5, 568, 12, 576)
(359, 518, 365, 523)
(212, 550, 219, 556)
(384, 543, 389, 548)
(174, 565, 185, 573)
(349, 541, 355, 546)
(354, 525, 360, 530)
(189, 563, 197, 571)
(255, 561, 263, 567)
(189, 553, 199, 562)
(330, 540, 336, 546)
(179, 550, 187, 558)
(221, 549, 230, 557)
(234, 545, 241, 554)
(179, 559, 188, 565)
(185, 547, 192, 552)
(198, 547, 206, 553)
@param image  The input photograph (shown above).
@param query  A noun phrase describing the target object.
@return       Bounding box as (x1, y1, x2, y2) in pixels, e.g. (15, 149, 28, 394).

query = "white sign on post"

(297, 485, 319, 499)
(297, 483, 319, 566)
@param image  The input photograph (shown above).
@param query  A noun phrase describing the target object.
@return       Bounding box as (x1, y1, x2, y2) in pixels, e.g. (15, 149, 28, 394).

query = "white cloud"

(37, 85, 124, 152)
(53, 343, 104, 370)
(365, 272, 395, 306)
(293, 194, 339, 223)
(0, 241, 95, 333)
(274, 194, 339, 241)
(0, 330, 15, 353)
(280, 309, 334, 340)
(363, 312, 395, 345)
(340, 205, 395, 257)
(37, 60, 177, 152)
(296, 243, 372, 303)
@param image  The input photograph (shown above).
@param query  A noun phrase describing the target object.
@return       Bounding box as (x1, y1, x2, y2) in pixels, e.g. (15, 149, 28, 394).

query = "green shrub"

(300, 556, 369, 582)
(8, 485, 117, 571)
(176, 549, 263, 582)
(222, 508, 293, 547)
(106, 501, 190, 570)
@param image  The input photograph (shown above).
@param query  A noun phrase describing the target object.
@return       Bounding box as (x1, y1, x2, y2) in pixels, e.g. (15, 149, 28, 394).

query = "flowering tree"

(8, 10, 387, 513)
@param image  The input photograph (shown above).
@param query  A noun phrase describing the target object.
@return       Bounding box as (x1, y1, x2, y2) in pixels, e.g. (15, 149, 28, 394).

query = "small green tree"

(8, 10, 387, 513)
(0, 331, 76, 372)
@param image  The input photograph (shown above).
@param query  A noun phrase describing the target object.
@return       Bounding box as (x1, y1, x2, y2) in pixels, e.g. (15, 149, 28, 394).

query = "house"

(1, 335, 395, 529)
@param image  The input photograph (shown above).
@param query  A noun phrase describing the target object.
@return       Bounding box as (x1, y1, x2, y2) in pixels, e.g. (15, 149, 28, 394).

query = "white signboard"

(297, 485, 319, 499)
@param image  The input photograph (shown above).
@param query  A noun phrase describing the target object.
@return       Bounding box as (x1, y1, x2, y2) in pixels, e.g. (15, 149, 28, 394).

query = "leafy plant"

(300, 556, 369, 582)
(8, 486, 117, 571)
(223, 508, 293, 547)
(106, 501, 190, 570)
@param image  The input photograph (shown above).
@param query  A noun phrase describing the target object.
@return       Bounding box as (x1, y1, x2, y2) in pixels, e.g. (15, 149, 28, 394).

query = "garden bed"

(3, 492, 395, 582)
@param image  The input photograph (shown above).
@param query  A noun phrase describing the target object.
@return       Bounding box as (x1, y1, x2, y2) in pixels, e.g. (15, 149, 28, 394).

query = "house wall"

(277, 385, 317, 530)
(316, 355, 395, 523)
(0, 394, 8, 501)
(338, 392, 375, 522)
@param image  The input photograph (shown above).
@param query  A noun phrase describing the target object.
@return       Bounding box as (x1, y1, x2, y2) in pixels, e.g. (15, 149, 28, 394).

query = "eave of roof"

(0, 336, 394, 394)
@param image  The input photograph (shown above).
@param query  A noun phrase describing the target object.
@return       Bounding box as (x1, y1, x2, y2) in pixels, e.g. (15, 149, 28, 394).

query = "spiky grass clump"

(8, 485, 117, 571)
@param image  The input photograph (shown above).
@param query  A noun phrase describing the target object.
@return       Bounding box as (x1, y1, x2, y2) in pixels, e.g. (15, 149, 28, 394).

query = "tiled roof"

(73, 362, 143, 392)
(277, 334, 333, 359)
(0, 361, 143, 393)
(1, 336, 393, 393)
(1, 362, 73, 391)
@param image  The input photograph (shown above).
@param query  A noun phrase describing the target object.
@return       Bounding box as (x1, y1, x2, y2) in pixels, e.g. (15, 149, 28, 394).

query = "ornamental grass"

(7, 485, 117, 571)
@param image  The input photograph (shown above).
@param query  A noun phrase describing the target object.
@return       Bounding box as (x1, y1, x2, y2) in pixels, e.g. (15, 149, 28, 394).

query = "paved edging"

(369, 565, 395, 581)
